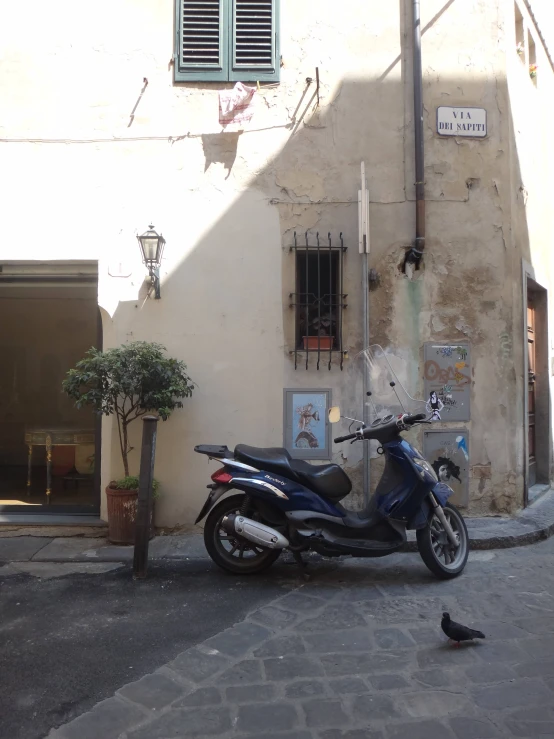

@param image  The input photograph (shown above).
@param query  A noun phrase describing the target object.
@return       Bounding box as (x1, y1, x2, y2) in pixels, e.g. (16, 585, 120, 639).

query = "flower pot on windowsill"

(303, 336, 334, 351)
(106, 478, 158, 544)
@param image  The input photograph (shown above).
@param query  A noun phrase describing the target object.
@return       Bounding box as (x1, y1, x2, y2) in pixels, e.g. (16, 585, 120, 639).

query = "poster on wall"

(423, 342, 471, 422)
(423, 429, 469, 507)
(283, 389, 331, 460)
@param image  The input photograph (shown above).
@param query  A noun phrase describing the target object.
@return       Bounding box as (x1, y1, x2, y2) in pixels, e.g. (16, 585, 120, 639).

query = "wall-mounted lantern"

(137, 224, 165, 299)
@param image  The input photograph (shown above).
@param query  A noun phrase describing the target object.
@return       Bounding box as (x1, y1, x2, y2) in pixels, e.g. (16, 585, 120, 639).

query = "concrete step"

(0, 514, 107, 539)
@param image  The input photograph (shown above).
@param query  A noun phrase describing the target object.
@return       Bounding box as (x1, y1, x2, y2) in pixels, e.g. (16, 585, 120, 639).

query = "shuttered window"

(175, 0, 280, 82)
(180, 1, 224, 71)
(233, 1, 274, 71)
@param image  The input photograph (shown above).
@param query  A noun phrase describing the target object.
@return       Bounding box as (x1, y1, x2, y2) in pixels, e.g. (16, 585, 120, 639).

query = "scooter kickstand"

(292, 550, 311, 582)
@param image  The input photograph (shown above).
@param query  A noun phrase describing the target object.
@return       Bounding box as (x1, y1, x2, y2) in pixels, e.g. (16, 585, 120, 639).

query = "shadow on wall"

(105, 4, 535, 523)
(201, 132, 241, 178)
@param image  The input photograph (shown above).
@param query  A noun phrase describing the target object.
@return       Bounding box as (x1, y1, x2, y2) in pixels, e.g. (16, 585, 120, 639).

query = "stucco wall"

(506, 0, 554, 493)
(1, 0, 552, 523)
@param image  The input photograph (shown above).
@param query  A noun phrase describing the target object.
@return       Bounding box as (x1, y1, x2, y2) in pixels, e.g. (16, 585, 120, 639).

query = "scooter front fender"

(407, 482, 454, 530)
(432, 481, 454, 506)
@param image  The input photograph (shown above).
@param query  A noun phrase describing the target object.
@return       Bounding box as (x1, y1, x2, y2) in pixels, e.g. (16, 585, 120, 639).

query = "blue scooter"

(194, 351, 469, 580)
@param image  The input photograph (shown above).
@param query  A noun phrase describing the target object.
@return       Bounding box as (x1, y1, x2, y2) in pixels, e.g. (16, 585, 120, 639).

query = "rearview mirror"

(328, 406, 341, 424)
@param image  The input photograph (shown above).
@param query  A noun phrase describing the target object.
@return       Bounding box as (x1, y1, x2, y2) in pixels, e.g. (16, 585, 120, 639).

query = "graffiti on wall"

(423, 429, 469, 507)
(499, 332, 512, 361)
(424, 342, 471, 422)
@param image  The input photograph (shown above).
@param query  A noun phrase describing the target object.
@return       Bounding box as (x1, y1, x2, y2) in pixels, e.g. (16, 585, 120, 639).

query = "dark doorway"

(0, 263, 100, 514)
(524, 274, 550, 506)
(527, 294, 536, 487)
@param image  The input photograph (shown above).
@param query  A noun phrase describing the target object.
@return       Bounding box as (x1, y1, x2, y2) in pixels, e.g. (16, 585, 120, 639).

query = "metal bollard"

(133, 415, 159, 579)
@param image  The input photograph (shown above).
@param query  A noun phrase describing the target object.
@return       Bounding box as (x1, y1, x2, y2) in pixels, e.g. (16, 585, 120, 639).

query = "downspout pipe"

(404, 0, 425, 270)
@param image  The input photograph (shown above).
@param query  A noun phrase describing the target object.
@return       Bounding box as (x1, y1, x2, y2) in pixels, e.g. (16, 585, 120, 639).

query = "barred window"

(289, 233, 347, 371)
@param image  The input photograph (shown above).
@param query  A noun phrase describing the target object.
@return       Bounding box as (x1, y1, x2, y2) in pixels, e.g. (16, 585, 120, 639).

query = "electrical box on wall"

(423, 342, 471, 422)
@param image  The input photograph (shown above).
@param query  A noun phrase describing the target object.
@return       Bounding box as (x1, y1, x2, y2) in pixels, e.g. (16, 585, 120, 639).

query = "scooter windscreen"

(346, 345, 427, 429)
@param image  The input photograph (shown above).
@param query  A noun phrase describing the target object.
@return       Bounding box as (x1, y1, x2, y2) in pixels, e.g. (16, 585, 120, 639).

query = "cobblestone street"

(46, 536, 554, 739)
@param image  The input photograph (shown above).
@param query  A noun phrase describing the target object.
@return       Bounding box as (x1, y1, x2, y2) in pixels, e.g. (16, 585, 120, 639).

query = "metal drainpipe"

(404, 0, 425, 271)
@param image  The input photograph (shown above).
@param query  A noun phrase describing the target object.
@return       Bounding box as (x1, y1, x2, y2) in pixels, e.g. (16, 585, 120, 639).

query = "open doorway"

(523, 268, 550, 506)
(0, 262, 100, 514)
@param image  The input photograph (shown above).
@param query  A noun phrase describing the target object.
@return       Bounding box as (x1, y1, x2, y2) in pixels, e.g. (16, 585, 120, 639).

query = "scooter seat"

(234, 445, 352, 503)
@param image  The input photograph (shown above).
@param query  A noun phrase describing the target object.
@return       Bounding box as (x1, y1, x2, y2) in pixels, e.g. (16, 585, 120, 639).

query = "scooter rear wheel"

(416, 502, 468, 579)
(204, 493, 282, 575)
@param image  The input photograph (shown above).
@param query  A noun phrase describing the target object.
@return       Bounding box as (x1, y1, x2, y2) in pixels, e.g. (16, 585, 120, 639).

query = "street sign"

(437, 106, 487, 138)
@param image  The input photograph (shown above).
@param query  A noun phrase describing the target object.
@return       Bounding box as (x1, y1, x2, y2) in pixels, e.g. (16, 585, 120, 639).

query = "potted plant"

(302, 312, 336, 351)
(63, 341, 194, 544)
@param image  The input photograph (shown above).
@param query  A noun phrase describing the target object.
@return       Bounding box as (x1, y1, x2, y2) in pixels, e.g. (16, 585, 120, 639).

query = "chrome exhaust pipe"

(222, 514, 289, 550)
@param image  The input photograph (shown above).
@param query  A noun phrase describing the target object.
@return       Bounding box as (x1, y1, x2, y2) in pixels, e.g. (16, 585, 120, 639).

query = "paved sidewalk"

(406, 486, 554, 550)
(45, 537, 554, 739)
(1, 489, 554, 573)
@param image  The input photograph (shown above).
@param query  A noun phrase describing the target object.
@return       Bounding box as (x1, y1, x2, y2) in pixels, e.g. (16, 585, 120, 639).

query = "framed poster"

(284, 389, 332, 460)
(423, 429, 469, 508)
(424, 342, 471, 422)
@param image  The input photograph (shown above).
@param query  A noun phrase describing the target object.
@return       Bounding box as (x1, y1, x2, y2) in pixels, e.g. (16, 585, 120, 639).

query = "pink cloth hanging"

(219, 82, 256, 127)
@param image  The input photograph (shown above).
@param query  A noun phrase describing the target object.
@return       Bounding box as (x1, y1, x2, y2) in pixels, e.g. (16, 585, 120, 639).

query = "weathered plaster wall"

(364, 0, 523, 513)
(0, 0, 550, 523)
(506, 0, 554, 493)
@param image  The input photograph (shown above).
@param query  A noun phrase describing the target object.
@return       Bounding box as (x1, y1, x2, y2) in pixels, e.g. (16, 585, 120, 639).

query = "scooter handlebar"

(402, 413, 427, 425)
(334, 432, 358, 443)
(334, 413, 427, 443)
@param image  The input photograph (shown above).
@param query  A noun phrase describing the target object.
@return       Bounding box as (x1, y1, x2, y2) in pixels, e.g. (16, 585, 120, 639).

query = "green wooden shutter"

(175, 0, 229, 81)
(230, 0, 280, 82)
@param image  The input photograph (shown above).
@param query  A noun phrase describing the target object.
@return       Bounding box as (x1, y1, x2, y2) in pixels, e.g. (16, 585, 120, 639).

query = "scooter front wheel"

(204, 493, 282, 575)
(416, 502, 468, 579)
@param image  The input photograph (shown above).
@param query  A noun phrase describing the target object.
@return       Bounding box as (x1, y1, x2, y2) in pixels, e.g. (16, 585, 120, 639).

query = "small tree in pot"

(63, 341, 194, 542)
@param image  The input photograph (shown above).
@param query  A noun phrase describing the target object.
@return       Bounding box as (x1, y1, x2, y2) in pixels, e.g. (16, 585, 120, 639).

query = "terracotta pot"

(106, 486, 154, 545)
(303, 336, 334, 351)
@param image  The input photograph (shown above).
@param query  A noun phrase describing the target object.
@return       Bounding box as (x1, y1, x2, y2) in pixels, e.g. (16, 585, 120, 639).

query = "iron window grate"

(289, 232, 347, 371)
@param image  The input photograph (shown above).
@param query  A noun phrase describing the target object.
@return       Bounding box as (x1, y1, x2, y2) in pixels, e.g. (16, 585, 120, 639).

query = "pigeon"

(441, 612, 485, 647)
